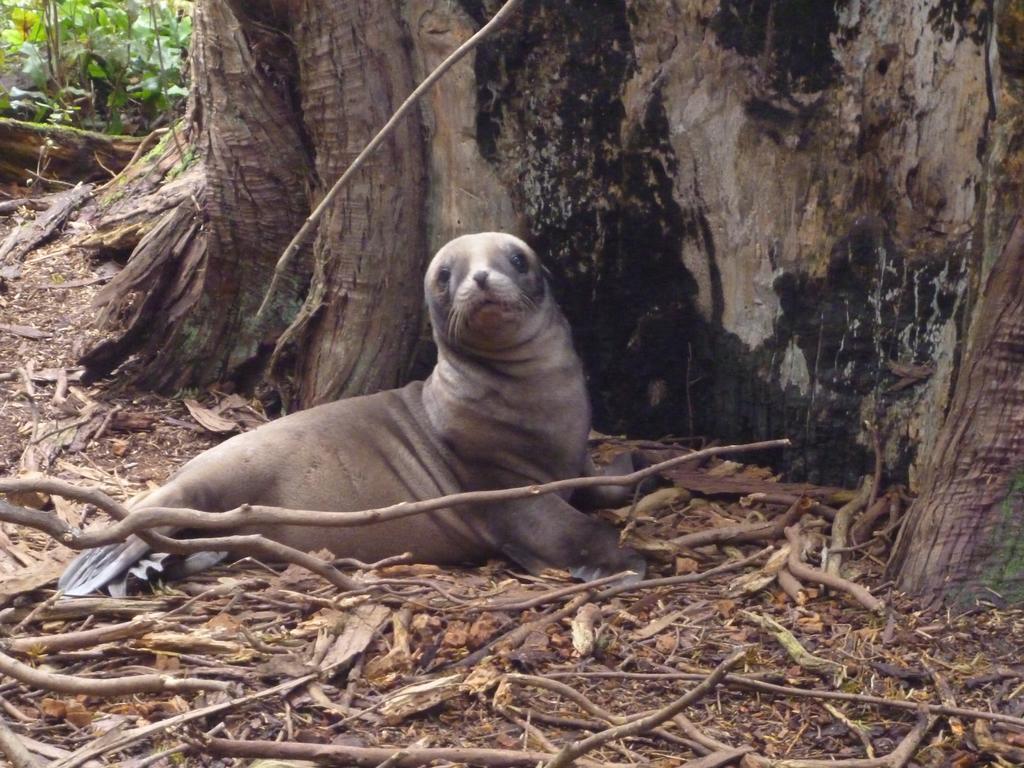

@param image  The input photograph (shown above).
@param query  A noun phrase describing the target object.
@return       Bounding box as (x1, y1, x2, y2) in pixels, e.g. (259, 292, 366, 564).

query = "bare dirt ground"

(0, 199, 1023, 768)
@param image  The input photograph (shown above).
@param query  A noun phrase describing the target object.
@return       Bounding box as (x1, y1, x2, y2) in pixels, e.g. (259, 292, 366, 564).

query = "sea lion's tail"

(60, 538, 232, 596)
(58, 537, 157, 597)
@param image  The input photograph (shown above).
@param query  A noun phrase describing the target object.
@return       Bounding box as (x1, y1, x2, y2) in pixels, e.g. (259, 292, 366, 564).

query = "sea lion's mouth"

(467, 299, 516, 326)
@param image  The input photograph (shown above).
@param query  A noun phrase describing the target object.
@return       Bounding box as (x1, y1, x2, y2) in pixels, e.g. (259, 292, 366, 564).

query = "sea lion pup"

(58, 233, 646, 596)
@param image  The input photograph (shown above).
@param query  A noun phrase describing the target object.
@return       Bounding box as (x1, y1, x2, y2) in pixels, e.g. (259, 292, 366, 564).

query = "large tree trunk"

(887, 216, 1024, 605)
(81, 0, 428, 401)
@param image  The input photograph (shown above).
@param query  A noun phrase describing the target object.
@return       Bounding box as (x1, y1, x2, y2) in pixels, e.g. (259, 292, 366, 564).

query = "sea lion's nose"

(473, 270, 489, 288)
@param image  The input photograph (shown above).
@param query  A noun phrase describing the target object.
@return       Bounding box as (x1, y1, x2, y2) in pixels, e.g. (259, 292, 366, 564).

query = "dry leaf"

(675, 556, 699, 575)
(467, 612, 501, 649)
(320, 603, 391, 670)
(715, 598, 738, 618)
(205, 612, 243, 635)
(0, 559, 69, 605)
(40, 698, 66, 719)
(632, 609, 686, 640)
(461, 664, 502, 695)
(183, 398, 239, 434)
(655, 633, 678, 655)
(706, 460, 742, 478)
(442, 620, 470, 648)
(63, 700, 93, 728)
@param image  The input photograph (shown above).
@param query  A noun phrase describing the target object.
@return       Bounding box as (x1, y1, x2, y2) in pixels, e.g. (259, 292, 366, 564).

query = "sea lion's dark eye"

(437, 266, 452, 285)
(509, 250, 528, 273)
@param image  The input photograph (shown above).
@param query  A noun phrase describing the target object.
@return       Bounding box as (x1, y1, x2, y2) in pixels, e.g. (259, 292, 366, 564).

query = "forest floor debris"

(1, 198, 1023, 767)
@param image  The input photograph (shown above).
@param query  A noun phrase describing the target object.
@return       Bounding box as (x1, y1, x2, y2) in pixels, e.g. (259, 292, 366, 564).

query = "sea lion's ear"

(541, 264, 554, 283)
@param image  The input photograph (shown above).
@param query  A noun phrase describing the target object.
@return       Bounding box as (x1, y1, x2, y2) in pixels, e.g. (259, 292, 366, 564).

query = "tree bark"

(288, 0, 428, 405)
(78, 0, 428, 403)
(81, 0, 313, 388)
(888, 217, 1024, 605)
(0, 117, 141, 184)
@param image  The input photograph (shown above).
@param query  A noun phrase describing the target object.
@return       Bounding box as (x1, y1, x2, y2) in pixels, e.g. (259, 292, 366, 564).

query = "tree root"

(785, 525, 884, 612)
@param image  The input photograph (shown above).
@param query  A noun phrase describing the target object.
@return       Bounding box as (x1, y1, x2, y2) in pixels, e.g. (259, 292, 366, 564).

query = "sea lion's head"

(425, 232, 553, 353)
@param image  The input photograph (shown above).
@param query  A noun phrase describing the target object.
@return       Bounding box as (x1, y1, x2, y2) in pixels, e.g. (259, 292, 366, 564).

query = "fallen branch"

(682, 750, 752, 768)
(6, 616, 161, 654)
(256, 0, 527, 319)
(0, 717, 41, 768)
(745, 708, 932, 768)
(0, 645, 231, 696)
(0, 183, 93, 262)
(784, 525, 884, 612)
(543, 650, 747, 768)
(742, 493, 838, 521)
(850, 492, 897, 547)
(503, 674, 725, 756)
(776, 566, 806, 604)
(550, 671, 1024, 729)
(826, 476, 872, 579)
(0, 440, 788, 589)
(672, 497, 811, 549)
(203, 739, 555, 767)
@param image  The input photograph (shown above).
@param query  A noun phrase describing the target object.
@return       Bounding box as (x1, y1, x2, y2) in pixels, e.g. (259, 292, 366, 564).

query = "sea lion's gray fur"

(59, 233, 645, 596)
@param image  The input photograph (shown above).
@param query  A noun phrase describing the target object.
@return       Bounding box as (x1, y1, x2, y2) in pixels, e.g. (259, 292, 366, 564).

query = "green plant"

(0, 0, 191, 134)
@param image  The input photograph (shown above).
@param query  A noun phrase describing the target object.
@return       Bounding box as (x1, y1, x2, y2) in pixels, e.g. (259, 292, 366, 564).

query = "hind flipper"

(481, 495, 646, 582)
(58, 537, 156, 596)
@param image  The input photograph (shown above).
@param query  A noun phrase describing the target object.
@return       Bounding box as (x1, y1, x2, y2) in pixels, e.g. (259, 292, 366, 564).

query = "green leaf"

(86, 58, 107, 78)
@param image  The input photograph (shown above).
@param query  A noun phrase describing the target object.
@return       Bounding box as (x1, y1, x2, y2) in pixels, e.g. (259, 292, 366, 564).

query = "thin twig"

(547, 670, 1024, 729)
(204, 739, 555, 767)
(595, 547, 772, 602)
(7, 616, 161, 654)
(51, 665, 339, 768)
(482, 570, 636, 611)
(671, 496, 810, 548)
(0, 440, 788, 592)
(745, 707, 932, 768)
(543, 650, 747, 768)
(503, 674, 715, 753)
(1, 440, 788, 543)
(0, 645, 230, 696)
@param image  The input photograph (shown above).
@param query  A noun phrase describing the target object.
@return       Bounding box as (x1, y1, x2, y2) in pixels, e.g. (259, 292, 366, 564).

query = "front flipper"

(479, 495, 646, 583)
(572, 451, 659, 510)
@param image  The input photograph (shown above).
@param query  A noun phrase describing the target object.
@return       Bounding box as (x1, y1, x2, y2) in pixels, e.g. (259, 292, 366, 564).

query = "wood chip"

(0, 324, 51, 339)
